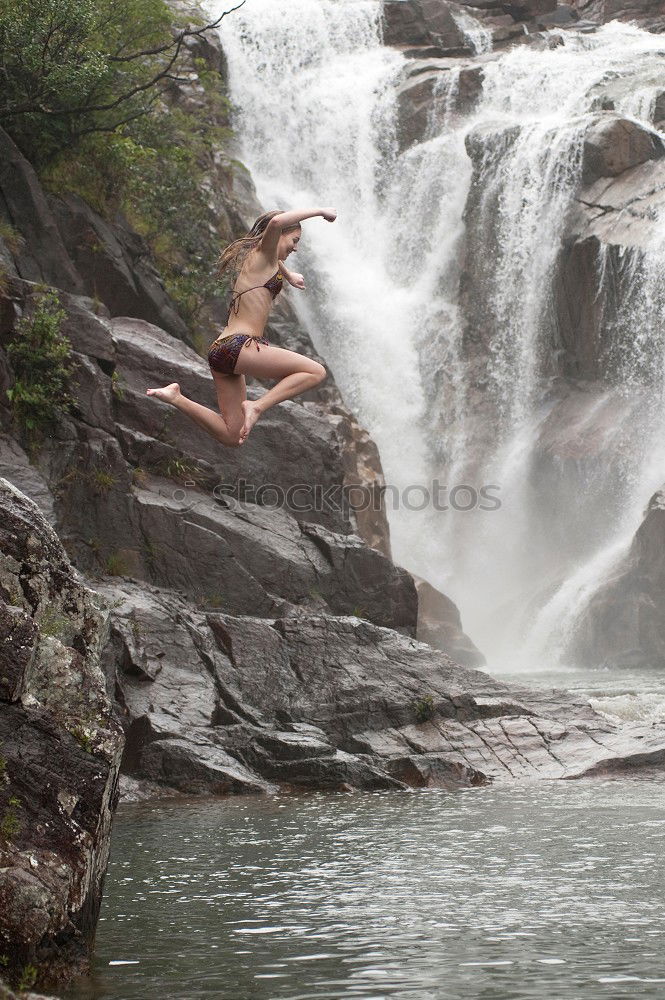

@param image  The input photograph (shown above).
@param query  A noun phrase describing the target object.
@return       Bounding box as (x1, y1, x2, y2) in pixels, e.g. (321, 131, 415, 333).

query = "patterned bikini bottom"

(207, 333, 269, 376)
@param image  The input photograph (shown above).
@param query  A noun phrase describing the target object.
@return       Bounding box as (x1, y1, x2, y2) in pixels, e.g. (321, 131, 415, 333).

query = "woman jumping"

(146, 207, 336, 445)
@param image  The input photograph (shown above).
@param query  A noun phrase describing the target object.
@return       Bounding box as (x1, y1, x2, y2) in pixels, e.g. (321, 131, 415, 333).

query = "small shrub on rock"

(413, 694, 436, 723)
(6, 290, 74, 447)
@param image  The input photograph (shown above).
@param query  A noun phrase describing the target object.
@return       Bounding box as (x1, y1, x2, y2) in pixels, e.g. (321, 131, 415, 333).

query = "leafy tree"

(0, 0, 244, 164)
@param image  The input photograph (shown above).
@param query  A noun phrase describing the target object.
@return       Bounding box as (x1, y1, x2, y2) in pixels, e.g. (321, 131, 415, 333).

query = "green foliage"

(0, 0, 172, 165)
(92, 467, 116, 492)
(17, 963, 38, 993)
(142, 537, 157, 563)
(204, 594, 224, 609)
(413, 694, 436, 723)
(130, 614, 143, 644)
(0, 797, 22, 841)
(0, 0, 237, 336)
(42, 104, 231, 327)
(70, 725, 94, 753)
(110, 369, 125, 399)
(159, 456, 206, 485)
(6, 290, 74, 446)
(0, 221, 25, 296)
(0, 220, 25, 256)
(37, 607, 69, 640)
(106, 551, 130, 577)
(87, 536, 101, 556)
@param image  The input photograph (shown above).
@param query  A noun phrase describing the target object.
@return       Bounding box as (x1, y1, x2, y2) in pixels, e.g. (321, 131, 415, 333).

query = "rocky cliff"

(0, 481, 123, 993)
(568, 484, 665, 667)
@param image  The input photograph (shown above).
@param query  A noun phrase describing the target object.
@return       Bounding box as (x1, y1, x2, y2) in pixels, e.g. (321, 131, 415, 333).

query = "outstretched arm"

(272, 207, 337, 228)
(259, 206, 336, 260)
(279, 259, 305, 289)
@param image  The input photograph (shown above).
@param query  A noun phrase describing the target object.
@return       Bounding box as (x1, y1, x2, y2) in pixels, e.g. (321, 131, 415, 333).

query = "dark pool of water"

(64, 776, 665, 1000)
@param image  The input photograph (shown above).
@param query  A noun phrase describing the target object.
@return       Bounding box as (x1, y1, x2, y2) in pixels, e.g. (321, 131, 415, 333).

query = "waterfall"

(208, 0, 438, 566)
(209, 1, 665, 673)
(450, 8, 493, 55)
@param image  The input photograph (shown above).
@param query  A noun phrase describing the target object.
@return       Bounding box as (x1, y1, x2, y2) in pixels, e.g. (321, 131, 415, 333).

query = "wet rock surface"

(413, 575, 486, 667)
(570, 485, 665, 668)
(0, 279, 405, 628)
(581, 115, 665, 184)
(571, 0, 665, 30)
(0, 480, 123, 992)
(383, 0, 577, 62)
(555, 117, 665, 387)
(395, 59, 484, 149)
(458, 110, 665, 457)
(383, 0, 469, 52)
(0, 127, 189, 344)
(0, 129, 84, 296)
(49, 193, 190, 343)
(97, 576, 665, 796)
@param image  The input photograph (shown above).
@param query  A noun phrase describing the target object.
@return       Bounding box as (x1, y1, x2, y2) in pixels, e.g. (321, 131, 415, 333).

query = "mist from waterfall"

(209, 0, 665, 677)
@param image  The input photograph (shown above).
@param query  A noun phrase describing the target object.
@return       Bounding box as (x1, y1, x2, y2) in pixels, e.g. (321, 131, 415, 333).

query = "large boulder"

(571, 0, 665, 30)
(556, 121, 665, 380)
(581, 115, 665, 186)
(99, 577, 665, 797)
(383, 0, 555, 59)
(413, 575, 486, 667)
(0, 434, 55, 525)
(0, 480, 123, 992)
(570, 485, 665, 668)
(395, 61, 484, 149)
(0, 129, 83, 295)
(49, 194, 189, 342)
(383, 0, 469, 51)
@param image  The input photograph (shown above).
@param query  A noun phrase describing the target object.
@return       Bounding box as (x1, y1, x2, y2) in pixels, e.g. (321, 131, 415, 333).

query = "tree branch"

(108, 1, 245, 63)
(0, 0, 245, 124)
(2, 35, 181, 118)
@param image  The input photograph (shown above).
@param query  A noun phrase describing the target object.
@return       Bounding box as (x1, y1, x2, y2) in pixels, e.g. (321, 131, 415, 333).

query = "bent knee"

(218, 424, 242, 447)
(310, 362, 327, 384)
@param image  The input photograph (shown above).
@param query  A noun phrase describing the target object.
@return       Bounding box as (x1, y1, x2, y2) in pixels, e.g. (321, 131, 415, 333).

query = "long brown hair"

(216, 210, 301, 277)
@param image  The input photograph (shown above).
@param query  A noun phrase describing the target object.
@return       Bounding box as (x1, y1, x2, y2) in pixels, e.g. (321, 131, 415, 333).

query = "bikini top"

(227, 269, 283, 320)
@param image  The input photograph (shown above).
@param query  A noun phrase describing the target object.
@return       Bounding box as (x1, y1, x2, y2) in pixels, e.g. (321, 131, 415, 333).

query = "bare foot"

(146, 382, 181, 404)
(239, 400, 262, 444)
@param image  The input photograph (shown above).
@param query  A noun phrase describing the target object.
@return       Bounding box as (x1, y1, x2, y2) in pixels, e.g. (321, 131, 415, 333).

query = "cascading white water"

(450, 8, 493, 55)
(208, 0, 440, 566)
(208, 2, 665, 692)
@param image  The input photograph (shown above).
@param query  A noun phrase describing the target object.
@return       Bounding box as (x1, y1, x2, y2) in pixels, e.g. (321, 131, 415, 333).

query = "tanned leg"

(145, 382, 242, 447)
(233, 343, 326, 443)
(211, 370, 246, 443)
